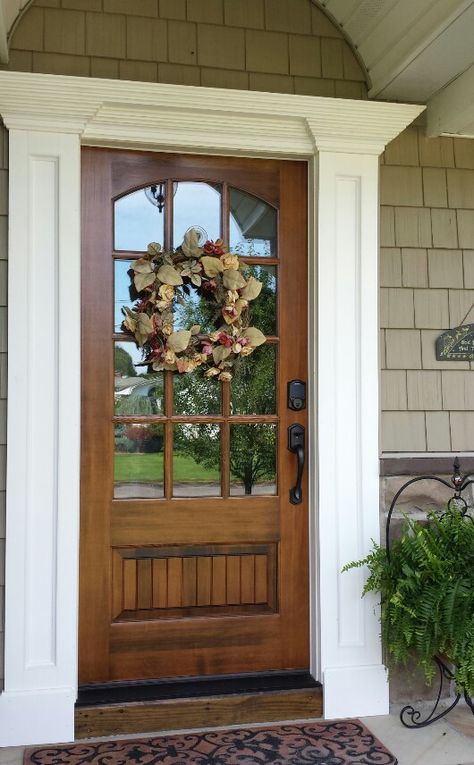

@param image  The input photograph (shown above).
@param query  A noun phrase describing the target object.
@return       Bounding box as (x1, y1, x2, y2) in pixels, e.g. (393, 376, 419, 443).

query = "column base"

(323, 664, 389, 719)
(0, 688, 75, 746)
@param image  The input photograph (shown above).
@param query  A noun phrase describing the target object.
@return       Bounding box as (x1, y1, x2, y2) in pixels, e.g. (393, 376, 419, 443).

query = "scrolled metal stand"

(386, 457, 474, 728)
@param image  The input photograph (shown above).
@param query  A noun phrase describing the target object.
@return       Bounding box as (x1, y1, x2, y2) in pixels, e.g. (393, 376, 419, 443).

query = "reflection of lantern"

(145, 183, 166, 213)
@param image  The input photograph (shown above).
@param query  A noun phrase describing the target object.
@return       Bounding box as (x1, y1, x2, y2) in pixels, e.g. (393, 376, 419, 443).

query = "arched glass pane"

(114, 186, 165, 251)
(229, 188, 277, 257)
(173, 182, 221, 247)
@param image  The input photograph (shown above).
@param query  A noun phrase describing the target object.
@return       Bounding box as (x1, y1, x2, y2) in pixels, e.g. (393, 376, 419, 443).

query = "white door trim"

(0, 71, 423, 746)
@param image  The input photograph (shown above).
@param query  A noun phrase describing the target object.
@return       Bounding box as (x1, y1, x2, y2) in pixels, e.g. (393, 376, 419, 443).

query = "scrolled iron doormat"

(24, 720, 397, 765)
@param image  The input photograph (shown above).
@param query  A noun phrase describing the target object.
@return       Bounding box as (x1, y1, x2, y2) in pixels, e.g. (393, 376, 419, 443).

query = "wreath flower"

(122, 229, 266, 381)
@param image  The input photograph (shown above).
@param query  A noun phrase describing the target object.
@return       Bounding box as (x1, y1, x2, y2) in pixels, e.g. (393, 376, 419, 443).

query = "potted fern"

(343, 505, 474, 696)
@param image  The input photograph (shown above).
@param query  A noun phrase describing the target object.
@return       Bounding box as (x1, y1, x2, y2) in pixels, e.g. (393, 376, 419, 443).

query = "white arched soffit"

(2, 0, 474, 136)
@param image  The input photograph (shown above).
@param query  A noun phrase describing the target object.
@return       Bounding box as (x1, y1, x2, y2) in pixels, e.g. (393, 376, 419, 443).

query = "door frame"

(0, 70, 423, 746)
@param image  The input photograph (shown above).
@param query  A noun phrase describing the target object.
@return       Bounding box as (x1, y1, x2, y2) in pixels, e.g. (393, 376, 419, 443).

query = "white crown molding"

(0, 71, 424, 156)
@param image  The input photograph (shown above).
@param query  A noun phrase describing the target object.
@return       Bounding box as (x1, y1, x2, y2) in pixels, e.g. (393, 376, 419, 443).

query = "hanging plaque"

(436, 324, 474, 361)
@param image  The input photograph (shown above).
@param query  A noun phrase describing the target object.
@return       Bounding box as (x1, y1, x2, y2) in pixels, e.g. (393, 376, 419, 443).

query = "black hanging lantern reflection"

(145, 183, 166, 213)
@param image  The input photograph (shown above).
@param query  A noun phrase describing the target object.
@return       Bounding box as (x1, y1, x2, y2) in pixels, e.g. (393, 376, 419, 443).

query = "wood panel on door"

(80, 148, 309, 683)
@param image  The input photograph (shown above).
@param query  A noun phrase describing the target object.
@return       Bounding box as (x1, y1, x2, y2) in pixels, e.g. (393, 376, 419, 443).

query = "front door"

(79, 149, 309, 684)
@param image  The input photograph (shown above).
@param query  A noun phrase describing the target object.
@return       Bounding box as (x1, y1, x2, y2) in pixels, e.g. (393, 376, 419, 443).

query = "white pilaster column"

(0, 127, 81, 746)
(314, 140, 388, 718)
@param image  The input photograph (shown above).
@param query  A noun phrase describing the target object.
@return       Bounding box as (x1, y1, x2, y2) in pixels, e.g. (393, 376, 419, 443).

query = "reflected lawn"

(114, 452, 220, 482)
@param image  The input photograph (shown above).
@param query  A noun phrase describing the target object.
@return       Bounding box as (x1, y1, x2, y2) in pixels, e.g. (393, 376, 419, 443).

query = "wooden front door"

(79, 148, 309, 684)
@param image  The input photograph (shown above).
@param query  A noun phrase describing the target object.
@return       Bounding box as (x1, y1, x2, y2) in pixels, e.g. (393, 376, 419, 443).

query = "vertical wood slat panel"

(197, 557, 212, 606)
(123, 559, 137, 610)
(240, 555, 255, 604)
(226, 556, 241, 604)
(152, 558, 168, 608)
(137, 559, 152, 609)
(182, 557, 197, 607)
(167, 557, 183, 607)
(211, 556, 227, 605)
(118, 551, 272, 613)
(255, 555, 268, 603)
(111, 551, 123, 619)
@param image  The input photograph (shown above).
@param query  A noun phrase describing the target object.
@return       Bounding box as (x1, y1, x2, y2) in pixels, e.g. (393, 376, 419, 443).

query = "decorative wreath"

(122, 229, 266, 381)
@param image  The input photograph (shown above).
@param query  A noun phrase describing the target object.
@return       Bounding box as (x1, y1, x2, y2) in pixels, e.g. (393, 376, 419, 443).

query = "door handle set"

(288, 423, 305, 505)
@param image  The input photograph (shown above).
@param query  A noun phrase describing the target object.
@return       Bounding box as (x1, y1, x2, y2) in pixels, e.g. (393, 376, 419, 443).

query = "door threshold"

(75, 673, 323, 739)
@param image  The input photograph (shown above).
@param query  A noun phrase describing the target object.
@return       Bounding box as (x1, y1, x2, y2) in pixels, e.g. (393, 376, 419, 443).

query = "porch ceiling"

(1, 0, 473, 137)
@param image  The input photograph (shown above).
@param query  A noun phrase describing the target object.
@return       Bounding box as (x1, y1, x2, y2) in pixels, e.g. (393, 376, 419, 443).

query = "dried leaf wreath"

(121, 229, 266, 381)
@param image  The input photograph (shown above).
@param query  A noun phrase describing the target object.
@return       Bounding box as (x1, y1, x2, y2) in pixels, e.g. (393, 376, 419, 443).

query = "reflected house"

(114, 374, 164, 412)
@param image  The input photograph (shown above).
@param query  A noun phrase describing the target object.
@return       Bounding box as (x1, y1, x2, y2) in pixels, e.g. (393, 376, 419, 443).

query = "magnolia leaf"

(240, 276, 262, 301)
(133, 258, 154, 274)
(147, 242, 162, 256)
(157, 264, 183, 286)
(201, 256, 224, 278)
(135, 312, 154, 346)
(234, 299, 247, 315)
(190, 324, 201, 335)
(244, 327, 266, 347)
(223, 270, 247, 290)
(167, 329, 192, 353)
(182, 229, 203, 258)
(213, 345, 232, 364)
(134, 271, 156, 292)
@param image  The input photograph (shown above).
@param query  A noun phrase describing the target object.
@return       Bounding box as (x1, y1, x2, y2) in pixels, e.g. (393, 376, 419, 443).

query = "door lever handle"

(288, 424, 305, 505)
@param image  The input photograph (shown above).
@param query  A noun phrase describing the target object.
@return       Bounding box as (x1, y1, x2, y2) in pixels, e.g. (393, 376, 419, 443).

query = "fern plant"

(343, 507, 474, 694)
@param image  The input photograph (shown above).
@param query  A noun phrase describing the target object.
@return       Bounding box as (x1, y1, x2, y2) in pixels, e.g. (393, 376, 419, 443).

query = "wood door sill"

(75, 673, 323, 739)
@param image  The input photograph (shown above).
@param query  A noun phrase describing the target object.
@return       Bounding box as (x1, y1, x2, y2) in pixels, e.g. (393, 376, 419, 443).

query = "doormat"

(24, 720, 397, 764)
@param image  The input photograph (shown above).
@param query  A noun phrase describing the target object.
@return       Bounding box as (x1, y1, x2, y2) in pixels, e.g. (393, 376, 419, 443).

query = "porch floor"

(2, 708, 474, 765)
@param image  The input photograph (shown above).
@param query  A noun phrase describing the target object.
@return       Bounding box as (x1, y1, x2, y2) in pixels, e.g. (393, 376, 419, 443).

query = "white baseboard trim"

(323, 665, 390, 719)
(0, 688, 75, 747)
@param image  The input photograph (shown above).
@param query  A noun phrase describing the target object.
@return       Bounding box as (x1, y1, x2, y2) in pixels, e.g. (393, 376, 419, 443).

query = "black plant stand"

(385, 457, 474, 728)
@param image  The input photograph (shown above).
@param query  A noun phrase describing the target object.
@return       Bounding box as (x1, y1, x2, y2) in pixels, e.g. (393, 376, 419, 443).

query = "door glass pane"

(115, 259, 135, 332)
(231, 344, 276, 415)
(114, 423, 164, 498)
(114, 342, 164, 415)
(173, 373, 221, 415)
(230, 188, 277, 257)
(172, 285, 218, 337)
(230, 424, 277, 496)
(173, 424, 221, 497)
(115, 186, 165, 251)
(173, 182, 221, 247)
(243, 264, 277, 336)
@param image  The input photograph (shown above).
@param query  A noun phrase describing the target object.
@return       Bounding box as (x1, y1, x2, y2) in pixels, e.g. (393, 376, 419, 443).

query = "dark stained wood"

(75, 687, 323, 739)
(105, 149, 281, 208)
(110, 498, 280, 546)
(80, 148, 309, 686)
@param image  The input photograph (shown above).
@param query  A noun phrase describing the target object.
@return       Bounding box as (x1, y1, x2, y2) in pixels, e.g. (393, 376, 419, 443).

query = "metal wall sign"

(436, 324, 474, 361)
